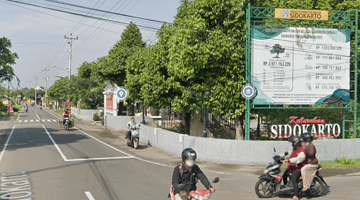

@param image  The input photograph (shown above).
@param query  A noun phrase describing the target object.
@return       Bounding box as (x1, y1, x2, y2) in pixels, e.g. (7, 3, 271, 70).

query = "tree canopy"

(91, 22, 146, 86)
(0, 37, 17, 82)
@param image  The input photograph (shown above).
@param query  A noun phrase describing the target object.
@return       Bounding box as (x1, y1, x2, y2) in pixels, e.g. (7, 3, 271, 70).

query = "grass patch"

(320, 158, 360, 169)
(0, 112, 19, 117)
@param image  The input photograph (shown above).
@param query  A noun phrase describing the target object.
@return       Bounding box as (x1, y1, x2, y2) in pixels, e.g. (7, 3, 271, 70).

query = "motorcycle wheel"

(133, 138, 139, 149)
(65, 124, 69, 131)
(255, 179, 275, 198)
(307, 177, 324, 197)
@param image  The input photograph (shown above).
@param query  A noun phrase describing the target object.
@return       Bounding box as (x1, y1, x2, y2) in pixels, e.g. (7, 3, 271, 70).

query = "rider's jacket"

(62, 112, 71, 118)
(172, 163, 212, 195)
(288, 145, 307, 171)
(127, 122, 137, 129)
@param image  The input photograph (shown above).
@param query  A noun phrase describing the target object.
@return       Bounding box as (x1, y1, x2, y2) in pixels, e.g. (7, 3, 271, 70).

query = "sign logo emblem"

(116, 87, 128, 101)
(282, 10, 289, 18)
(241, 84, 257, 99)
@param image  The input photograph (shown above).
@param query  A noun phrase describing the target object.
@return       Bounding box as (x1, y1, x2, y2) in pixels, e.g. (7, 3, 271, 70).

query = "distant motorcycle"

(125, 126, 140, 149)
(63, 115, 71, 131)
(255, 148, 327, 198)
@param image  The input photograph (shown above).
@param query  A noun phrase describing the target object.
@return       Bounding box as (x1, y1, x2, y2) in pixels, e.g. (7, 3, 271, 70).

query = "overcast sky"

(0, 0, 180, 90)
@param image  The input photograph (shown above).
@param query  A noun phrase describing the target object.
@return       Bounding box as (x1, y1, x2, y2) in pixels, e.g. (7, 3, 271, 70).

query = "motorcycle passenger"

(126, 117, 139, 140)
(62, 109, 71, 125)
(172, 148, 215, 200)
(282, 136, 306, 200)
(301, 132, 318, 192)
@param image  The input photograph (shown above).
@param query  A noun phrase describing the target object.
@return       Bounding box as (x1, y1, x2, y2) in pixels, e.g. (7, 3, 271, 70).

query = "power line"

(0, 0, 125, 34)
(73, 0, 133, 53)
(3, 0, 159, 31)
(40, 0, 171, 24)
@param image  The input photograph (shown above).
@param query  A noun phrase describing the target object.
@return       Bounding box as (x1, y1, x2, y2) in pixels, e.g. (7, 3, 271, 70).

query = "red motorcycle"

(169, 177, 219, 200)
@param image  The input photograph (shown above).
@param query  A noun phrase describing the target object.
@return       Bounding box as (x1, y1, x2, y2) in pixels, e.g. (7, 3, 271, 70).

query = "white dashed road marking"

(24, 120, 28, 122)
(36, 120, 39, 122)
(47, 119, 51, 122)
(85, 191, 95, 200)
(30, 120, 34, 122)
(18, 120, 22, 122)
(53, 119, 57, 122)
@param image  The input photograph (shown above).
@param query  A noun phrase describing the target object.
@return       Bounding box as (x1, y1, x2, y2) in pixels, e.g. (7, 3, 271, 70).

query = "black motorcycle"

(63, 115, 71, 131)
(255, 148, 327, 198)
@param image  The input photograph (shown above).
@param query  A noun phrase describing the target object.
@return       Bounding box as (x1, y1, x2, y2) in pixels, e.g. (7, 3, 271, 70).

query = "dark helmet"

(301, 132, 313, 142)
(64, 109, 68, 112)
(182, 148, 197, 162)
(288, 136, 302, 148)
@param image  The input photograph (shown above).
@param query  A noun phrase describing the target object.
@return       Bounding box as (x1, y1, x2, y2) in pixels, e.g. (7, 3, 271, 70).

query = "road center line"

(41, 124, 68, 162)
(66, 156, 133, 162)
(85, 191, 95, 200)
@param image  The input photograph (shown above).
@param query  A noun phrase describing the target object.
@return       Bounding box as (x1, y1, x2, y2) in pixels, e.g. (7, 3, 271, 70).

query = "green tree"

(92, 22, 146, 86)
(48, 78, 69, 102)
(164, 0, 248, 138)
(78, 61, 95, 79)
(0, 37, 17, 82)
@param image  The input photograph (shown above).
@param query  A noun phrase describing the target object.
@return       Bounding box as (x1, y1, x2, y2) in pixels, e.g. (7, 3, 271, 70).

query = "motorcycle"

(169, 177, 219, 200)
(255, 148, 327, 198)
(125, 126, 140, 149)
(63, 115, 71, 131)
(25, 108, 28, 112)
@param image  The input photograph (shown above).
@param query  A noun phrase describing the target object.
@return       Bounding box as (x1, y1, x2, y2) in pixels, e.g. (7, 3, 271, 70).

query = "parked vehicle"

(125, 127, 140, 149)
(169, 177, 219, 200)
(255, 148, 326, 198)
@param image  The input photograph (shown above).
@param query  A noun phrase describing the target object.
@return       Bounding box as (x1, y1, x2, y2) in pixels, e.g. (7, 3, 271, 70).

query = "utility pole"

(64, 34, 78, 79)
(34, 77, 38, 105)
(42, 68, 49, 94)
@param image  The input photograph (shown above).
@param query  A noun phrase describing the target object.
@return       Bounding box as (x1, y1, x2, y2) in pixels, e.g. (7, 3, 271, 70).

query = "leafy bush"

(48, 103, 53, 108)
(93, 113, 99, 117)
(335, 158, 355, 165)
(80, 103, 89, 109)
(0, 102, 4, 112)
(100, 116, 104, 121)
(13, 105, 22, 112)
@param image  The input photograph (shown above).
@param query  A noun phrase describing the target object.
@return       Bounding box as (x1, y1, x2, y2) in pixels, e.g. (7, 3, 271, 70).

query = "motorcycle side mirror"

(284, 151, 289, 155)
(212, 177, 220, 183)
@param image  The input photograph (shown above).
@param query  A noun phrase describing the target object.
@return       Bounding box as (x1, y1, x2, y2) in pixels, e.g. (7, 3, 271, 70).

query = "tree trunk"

(235, 115, 245, 140)
(183, 109, 191, 135)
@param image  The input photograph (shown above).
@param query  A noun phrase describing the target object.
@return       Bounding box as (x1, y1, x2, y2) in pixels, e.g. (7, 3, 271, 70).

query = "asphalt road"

(0, 106, 359, 200)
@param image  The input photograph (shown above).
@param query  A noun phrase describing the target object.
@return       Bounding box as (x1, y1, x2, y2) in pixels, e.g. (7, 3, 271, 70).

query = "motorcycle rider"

(25, 104, 28, 111)
(282, 136, 306, 200)
(301, 132, 318, 192)
(62, 109, 71, 125)
(171, 148, 215, 200)
(126, 117, 140, 141)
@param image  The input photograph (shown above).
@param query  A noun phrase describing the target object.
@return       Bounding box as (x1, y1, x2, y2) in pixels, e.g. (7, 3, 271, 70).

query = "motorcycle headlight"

(264, 169, 270, 174)
(192, 193, 211, 200)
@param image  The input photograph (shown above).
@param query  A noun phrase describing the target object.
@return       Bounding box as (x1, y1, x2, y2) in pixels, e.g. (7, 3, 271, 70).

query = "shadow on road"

(2, 127, 89, 151)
